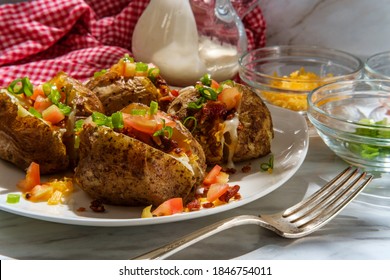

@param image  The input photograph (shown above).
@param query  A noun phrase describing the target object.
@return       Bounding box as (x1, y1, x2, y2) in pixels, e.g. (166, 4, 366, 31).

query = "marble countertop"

(1, 135, 389, 260)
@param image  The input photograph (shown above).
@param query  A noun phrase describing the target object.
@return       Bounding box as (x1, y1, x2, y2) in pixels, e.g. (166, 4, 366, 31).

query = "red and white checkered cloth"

(0, 0, 266, 87)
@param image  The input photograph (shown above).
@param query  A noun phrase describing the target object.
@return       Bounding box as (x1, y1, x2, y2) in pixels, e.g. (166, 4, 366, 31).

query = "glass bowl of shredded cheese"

(238, 45, 364, 112)
(308, 79, 390, 172)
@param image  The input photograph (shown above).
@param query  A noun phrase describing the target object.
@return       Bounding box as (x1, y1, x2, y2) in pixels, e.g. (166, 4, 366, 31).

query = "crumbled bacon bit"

(186, 199, 201, 211)
(241, 165, 251, 173)
(90, 199, 105, 213)
(202, 202, 214, 208)
(222, 167, 236, 174)
(77, 207, 86, 212)
(219, 185, 240, 203)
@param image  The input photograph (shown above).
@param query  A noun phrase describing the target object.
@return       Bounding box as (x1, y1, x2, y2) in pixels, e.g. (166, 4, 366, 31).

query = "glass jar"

(132, 0, 248, 87)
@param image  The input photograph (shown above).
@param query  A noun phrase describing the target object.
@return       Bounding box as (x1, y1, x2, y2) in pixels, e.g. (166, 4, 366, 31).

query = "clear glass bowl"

(307, 79, 390, 172)
(238, 45, 364, 112)
(365, 51, 390, 79)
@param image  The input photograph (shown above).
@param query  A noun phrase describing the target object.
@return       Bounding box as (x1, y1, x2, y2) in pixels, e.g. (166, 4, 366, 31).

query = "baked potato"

(74, 102, 207, 206)
(0, 73, 104, 174)
(86, 55, 171, 115)
(167, 77, 274, 166)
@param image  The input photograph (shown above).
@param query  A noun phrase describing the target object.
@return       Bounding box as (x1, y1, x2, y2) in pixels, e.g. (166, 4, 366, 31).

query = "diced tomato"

(123, 113, 158, 134)
(203, 165, 222, 185)
(26, 184, 54, 202)
(110, 60, 125, 76)
(171, 89, 179, 97)
(30, 86, 45, 101)
(33, 95, 52, 112)
(42, 104, 65, 124)
(206, 183, 229, 202)
(17, 162, 40, 192)
(218, 87, 242, 110)
(152, 198, 184, 216)
(210, 79, 220, 90)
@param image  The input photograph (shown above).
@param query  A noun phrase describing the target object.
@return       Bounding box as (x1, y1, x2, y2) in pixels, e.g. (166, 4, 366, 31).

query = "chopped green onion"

(200, 73, 212, 86)
(93, 69, 107, 78)
(188, 101, 204, 110)
(188, 96, 206, 110)
(111, 112, 124, 129)
(153, 119, 173, 139)
(135, 62, 148, 72)
(28, 107, 42, 118)
(74, 119, 85, 132)
(260, 154, 274, 173)
(57, 103, 72, 116)
(131, 109, 147, 116)
(349, 118, 390, 159)
(123, 54, 134, 63)
(92, 112, 110, 126)
(147, 67, 160, 82)
(149, 101, 158, 115)
(220, 80, 235, 87)
(6, 193, 21, 204)
(22, 77, 33, 96)
(8, 77, 33, 96)
(183, 116, 198, 133)
(198, 86, 217, 100)
(42, 82, 52, 96)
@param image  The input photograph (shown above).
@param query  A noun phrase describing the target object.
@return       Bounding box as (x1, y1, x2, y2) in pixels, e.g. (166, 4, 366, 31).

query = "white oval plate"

(0, 105, 308, 226)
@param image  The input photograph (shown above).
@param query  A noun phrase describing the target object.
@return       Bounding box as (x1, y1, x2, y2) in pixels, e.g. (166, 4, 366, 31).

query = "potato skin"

(0, 91, 68, 174)
(74, 121, 206, 206)
(167, 83, 274, 165)
(232, 83, 273, 162)
(86, 71, 170, 115)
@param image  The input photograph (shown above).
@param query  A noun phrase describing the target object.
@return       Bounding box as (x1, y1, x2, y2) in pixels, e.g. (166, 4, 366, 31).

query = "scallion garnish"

(147, 68, 160, 82)
(123, 54, 134, 63)
(93, 69, 107, 78)
(153, 119, 173, 139)
(8, 77, 33, 96)
(28, 107, 42, 118)
(200, 73, 212, 87)
(111, 112, 124, 129)
(135, 62, 148, 72)
(198, 86, 217, 101)
(183, 116, 198, 133)
(149, 101, 158, 115)
(260, 154, 274, 173)
(6, 193, 21, 204)
(92, 112, 110, 126)
(57, 103, 72, 116)
(131, 109, 147, 116)
(74, 119, 85, 132)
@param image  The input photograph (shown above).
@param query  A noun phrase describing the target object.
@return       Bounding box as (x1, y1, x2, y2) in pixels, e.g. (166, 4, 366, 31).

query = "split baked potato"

(86, 55, 171, 115)
(74, 102, 207, 206)
(167, 77, 274, 166)
(0, 72, 104, 174)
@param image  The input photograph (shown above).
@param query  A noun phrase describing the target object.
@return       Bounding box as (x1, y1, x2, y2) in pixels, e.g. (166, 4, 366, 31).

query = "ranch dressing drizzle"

(222, 112, 240, 168)
(132, 0, 239, 87)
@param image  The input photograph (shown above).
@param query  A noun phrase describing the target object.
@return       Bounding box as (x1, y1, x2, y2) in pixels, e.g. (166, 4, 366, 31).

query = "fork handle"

(132, 215, 264, 260)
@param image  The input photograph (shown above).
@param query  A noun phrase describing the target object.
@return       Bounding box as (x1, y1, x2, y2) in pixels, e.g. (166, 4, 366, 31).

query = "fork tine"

(296, 174, 372, 230)
(289, 169, 366, 223)
(283, 166, 356, 217)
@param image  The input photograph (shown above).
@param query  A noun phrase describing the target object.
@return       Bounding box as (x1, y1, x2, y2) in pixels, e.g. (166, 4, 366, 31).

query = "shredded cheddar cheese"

(261, 67, 333, 111)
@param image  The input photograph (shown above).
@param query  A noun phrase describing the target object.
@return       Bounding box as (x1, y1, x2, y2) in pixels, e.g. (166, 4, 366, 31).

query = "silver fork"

(133, 166, 372, 260)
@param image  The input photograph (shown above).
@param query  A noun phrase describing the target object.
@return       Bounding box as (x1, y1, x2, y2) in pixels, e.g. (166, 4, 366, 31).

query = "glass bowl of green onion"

(307, 79, 390, 172)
